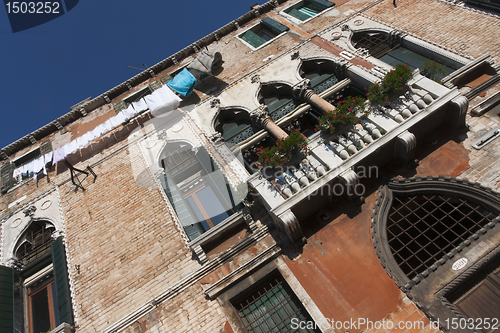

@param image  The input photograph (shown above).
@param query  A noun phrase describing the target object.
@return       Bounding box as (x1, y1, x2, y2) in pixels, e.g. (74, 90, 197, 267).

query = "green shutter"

(160, 74, 174, 84)
(0, 266, 14, 333)
(113, 100, 128, 114)
(0, 163, 14, 194)
(39, 140, 53, 156)
(149, 81, 162, 91)
(289, 8, 312, 21)
(51, 237, 74, 325)
(306, 0, 334, 11)
(241, 30, 267, 48)
(261, 17, 289, 35)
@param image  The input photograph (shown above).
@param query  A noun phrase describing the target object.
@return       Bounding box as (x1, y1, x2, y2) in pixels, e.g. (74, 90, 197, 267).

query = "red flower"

(401, 87, 404, 90)
(342, 115, 345, 118)
(364, 87, 367, 90)
(303, 147, 306, 150)
(282, 158, 285, 161)
(408, 60, 411, 63)
(333, 115, 336, 119)
(375, 83, 378, 86)
(279, 146, 282, 149)
(265, 158, 269, 161)
(366, 93, 369, 96)
(439, 76, 442, 79)
(403, 64, 407, 67)
(330, 131, 333, 134)
(314, 128, 317, 132)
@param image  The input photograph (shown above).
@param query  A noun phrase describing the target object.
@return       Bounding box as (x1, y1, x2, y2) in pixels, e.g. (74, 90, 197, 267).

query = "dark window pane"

(31, 288, 51, 333)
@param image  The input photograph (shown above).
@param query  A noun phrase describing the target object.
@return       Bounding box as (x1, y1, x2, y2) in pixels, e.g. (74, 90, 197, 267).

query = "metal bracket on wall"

(64, 160, 97, 192)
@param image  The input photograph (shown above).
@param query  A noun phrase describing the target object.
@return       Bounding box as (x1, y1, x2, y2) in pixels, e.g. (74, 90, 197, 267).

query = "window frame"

(237, 19, 289, 51)
(280, 0, 335, 25)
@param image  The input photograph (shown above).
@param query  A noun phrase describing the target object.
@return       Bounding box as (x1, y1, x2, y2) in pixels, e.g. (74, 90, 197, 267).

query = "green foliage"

(421, 60, 446, 82)
(258, 130, 308, 167)
(316, 96, 367, 133)
(367, 63, 413, 104)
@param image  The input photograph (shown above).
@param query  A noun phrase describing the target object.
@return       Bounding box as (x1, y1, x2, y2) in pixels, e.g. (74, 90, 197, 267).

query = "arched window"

(15, 220, 55, 266)
(0, 221, 74, 333)
(299, 58, 340, 94)
(258, 83, 297, 121)
(159, 142, 241, 241)
(351, 30, 391, 58)
(214, 109, 256, 145)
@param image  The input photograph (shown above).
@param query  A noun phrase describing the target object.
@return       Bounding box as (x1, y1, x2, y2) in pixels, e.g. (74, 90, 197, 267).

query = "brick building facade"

(1, 1, 500, 333)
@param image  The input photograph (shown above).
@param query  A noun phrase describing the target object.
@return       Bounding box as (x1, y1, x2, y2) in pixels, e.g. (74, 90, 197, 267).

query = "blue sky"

(0, 0, 258, 149)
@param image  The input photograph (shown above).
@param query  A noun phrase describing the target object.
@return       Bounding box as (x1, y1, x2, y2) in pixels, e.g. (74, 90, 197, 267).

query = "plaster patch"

(323, 9, 340, 17)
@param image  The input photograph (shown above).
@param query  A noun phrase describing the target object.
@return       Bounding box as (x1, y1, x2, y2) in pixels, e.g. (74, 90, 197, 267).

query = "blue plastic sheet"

(167, 68, 197, 97)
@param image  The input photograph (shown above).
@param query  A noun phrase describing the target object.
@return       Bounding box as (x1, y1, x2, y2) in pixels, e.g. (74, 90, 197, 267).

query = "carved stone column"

(293, 80, 336, 114)
(447, 95, 469, 131)
(394, 130, 417, 165)
(250, 105, 289, 140)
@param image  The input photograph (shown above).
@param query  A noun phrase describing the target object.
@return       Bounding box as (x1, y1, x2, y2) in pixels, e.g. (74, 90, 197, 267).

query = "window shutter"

(0, 265, 14, 333)
(160, 74, 174, 84)
(289, 8, 311, 21)
(0, 163, 14, 194)
(113, 100, 128, 114)
(39, 139, 53, 156)
(261, 17, 289, 35)
(51, 237, 74, 325)
(306, 0, 334, 10)
(149, 81, 162, 91)
(241, 30, 267, 48)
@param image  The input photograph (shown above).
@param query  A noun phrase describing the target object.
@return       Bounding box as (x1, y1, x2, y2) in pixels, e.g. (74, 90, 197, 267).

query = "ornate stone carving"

(293, 79, 314, 102)
(339, 169, 361, 201)
(23, 205, 37, 218)
(210, 98, 221, 109)
(291, 51, 300, 60)
(104, 95, 111, 103)
(210, 132, 223, 143)
(157, 129, 167, 141)
(250, 105, 270, 128)
(79, 108, 87, 117)
(51, 229, 64, 240)
(251, 74, 260, 84)
(277, 210, 305, 246)
(395, 130, 417, 165)
(341, 24, 350, 31)
(126, 81, 132, 90)
(448, 95, 469, 131)
(8, 258, 24, 271)
(242, 207, 258, 232)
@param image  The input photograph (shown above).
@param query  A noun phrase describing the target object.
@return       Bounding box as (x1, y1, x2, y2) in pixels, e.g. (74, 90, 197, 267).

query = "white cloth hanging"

(23, 160, 35, 176)
(13, 166, 23, 181)
(89, 126, 103, 141)
(146, 85, 182, 118)
(109, 112, 127, 127)
(64, 141, 78, 156)
(122, 105, 136, 119)
(52, 146, 66, 165)
(44, 151, 53, 166)
(132, 98, 148, 112)
(101, 119, 113, 133)
(76, 133, 90, 149)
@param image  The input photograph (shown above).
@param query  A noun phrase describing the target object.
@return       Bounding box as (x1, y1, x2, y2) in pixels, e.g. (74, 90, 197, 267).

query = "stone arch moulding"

(1, 189, 65, 264)
(346, 27, 392, 54)
(295, 55, 344, 82)
(254, 80, 296, 107)
(371, 176, 500, 291)
(210, 105, 253, 139)
(155, 137, 199, 171)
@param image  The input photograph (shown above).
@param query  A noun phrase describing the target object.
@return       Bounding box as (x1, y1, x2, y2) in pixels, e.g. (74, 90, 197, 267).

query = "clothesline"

(13, 84, 182, 182)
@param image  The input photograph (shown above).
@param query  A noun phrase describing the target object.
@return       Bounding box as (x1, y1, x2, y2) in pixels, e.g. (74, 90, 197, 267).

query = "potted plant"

(367, 63, 413, 105)
(315, 96, 367, 134)
(257, 130, 308, 167)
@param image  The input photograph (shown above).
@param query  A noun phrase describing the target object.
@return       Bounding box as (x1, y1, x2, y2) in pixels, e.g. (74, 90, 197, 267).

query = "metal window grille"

(234, 277, 320, 333)
(351, 32, 392, 58)
(387, 194, 495, 279)
(163, 149, 197, 178)
(15, 222, 54, 265)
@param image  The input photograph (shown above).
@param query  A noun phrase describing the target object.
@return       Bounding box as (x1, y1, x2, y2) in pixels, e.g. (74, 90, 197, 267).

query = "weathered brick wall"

(364, 0, 500, 63)
(121, 284, 228, 333)
(61, 143, 201, 332)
